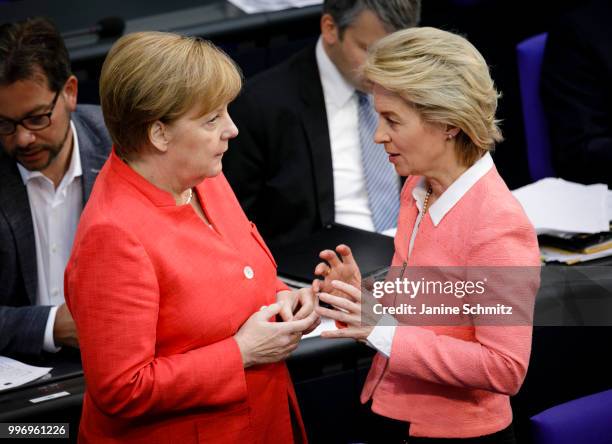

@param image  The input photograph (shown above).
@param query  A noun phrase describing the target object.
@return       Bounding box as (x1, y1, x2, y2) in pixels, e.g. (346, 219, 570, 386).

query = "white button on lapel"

(243, 266, 254, 279)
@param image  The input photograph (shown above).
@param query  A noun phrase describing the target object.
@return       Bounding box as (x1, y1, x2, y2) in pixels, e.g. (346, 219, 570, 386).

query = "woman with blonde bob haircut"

(65, 31, 317, 444)
(364, 26, 503, 167)
(314, 27, 540, 443)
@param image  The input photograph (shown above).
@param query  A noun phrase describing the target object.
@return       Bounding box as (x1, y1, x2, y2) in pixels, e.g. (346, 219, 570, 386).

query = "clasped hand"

(234, 287, 319, 368)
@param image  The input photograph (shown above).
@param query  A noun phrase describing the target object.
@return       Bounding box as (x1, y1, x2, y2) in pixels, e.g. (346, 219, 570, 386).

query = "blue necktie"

(357, 91, 400, 232)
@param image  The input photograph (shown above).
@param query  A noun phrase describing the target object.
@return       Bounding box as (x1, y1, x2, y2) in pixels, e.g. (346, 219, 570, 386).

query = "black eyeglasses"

(0, 90, 60, 136)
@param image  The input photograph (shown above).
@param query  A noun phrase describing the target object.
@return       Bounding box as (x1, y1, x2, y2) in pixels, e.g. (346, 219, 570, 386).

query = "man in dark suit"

(224, 0, 420, 248)
(0, 17, 111, 357)
(541, 0, 612, 186)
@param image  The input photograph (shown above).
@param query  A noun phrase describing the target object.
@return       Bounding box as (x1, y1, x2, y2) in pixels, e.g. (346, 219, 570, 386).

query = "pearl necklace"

(422, 186, 433, 214)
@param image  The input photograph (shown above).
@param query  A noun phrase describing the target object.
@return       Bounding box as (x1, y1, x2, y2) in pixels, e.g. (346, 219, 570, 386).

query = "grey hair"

(323, 0, 421, 36)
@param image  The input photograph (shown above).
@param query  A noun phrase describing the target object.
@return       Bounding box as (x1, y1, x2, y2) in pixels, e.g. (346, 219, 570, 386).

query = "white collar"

(18, 120, 83, 188)
(412, 152, 494, 226)
(315, 36, 355, 109)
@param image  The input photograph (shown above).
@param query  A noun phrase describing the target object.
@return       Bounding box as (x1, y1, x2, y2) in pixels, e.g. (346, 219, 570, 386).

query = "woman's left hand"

(277, 287, 320, 334)
(315, 280, 376, 342)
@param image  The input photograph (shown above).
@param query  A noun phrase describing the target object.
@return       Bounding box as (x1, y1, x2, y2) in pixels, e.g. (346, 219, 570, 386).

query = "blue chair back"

(516, 33, 555, 181)
(531, 389, 612, 444)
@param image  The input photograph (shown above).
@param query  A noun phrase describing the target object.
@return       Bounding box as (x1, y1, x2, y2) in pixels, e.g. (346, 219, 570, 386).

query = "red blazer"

(65, 150, 306, 443)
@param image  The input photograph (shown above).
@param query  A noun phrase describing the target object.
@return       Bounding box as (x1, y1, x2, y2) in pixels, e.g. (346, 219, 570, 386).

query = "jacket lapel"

(0, 156, 37, 303)
(72, 111, 108, 203)
(297, 47, 335, 227)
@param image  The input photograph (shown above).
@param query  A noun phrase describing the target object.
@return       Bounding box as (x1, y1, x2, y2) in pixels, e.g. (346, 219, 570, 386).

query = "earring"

(446, 134, 454, 140)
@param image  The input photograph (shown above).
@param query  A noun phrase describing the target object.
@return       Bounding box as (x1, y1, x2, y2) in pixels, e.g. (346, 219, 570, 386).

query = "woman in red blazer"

(313, 28, 540, 443)
(64, 32, 318, 444)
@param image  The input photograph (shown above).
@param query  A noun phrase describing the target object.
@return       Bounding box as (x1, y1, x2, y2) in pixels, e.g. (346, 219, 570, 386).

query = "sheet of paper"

(512, 178, 609, 235)
(227, 0, 322, 14)
(0, 356, 52, 391)
(302, 316, 337, 339)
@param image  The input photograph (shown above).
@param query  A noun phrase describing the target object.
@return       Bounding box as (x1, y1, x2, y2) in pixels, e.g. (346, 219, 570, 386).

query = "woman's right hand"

(234, 302, 318, 368)
(313, 244, 362, 296)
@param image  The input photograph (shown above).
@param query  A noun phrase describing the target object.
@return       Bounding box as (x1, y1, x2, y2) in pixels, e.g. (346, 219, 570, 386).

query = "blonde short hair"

(99, 32, 242, 158)
(364, 27, 502, 166)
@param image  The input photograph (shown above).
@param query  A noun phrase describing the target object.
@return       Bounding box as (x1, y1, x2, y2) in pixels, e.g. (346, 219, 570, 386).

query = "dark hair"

(0, 17, 71, 91)
(323, 0, 421, 37)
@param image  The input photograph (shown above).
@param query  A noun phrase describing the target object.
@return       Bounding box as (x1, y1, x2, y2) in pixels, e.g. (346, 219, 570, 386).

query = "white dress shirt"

(17, 121, 83, 352)
(316, 37, 376, 232)
(366, 153, 495, 357)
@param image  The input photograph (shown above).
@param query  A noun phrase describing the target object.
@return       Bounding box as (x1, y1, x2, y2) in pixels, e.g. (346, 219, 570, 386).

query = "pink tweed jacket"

(362, 165, 541, 438)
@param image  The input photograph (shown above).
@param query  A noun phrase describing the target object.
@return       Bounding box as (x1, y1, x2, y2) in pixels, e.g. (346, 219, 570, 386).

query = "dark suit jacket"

(0, 104, 111, 357)
(224, 45, 335, 249)
(541, 0, 612, 186)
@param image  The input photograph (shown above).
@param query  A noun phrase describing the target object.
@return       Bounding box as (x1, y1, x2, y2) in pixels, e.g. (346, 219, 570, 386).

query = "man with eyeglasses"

(0, 17, 111, 357)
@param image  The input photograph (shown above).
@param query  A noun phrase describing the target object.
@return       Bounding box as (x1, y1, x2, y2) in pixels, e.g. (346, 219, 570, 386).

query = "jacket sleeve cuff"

(366, 314, 398, 358)
(42, 306, 62, 353)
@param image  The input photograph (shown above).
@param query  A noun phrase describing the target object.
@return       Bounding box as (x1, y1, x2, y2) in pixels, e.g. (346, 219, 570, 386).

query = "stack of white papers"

(539, 247, 612, 264)
(0, 356, 52, 391)
(228, 0, 322, 14)
(512, 178, 610, 235)
(512, 178, 612, 264)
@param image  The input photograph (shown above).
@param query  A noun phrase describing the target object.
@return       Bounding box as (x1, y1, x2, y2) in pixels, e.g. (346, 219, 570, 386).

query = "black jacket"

(224, 46, 335, 248)
(541, 0, 612, 185)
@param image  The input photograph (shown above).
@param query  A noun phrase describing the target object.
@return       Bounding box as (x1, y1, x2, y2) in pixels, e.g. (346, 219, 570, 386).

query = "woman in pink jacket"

(314, 27, 540, 443)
